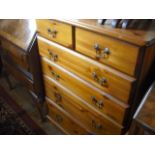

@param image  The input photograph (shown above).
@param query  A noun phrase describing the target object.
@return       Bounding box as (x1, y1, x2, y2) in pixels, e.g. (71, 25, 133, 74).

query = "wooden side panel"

(3, 61, 34, 91)
(124, 45, 155, 131)
(139, 44, 155, 85)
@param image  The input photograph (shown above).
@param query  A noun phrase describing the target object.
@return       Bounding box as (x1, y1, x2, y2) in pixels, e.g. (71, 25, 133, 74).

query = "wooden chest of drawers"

(0, 20, 44, 119)
(36, 19, 155, 134)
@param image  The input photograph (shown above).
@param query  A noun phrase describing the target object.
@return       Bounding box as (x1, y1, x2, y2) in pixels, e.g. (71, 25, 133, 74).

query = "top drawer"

(36, 20, 73, 48)
(75, 28, 140, 76)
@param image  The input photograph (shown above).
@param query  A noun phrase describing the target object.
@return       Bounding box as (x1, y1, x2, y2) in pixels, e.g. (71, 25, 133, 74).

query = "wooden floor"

(0, 74, 63, 135)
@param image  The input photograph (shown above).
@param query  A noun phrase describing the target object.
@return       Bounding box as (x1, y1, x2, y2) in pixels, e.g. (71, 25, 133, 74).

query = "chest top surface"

(58, 19, 155, 47)
(0, 19, 36, 51)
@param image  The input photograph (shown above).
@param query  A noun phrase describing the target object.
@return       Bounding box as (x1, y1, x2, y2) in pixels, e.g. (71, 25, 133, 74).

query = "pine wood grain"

(47, 99, 90, 135)
(36, 19, 73, 48)
(42, 59, 128, 124)
(38, 36, 136, 103)
(76, 28, 140, 76)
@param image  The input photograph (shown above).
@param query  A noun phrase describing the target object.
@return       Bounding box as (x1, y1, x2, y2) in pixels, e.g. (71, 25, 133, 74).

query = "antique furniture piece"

(0, 20, 44, 119)
(129, 81, 155, 134)
(36, 19, 155, 134)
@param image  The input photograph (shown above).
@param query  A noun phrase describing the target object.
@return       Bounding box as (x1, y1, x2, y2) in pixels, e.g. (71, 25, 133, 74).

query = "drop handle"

(91, 96, 104, 109)
(48, 49, 58, 62)
(47, 28, 58, 38)
(51, 71, 60, 80)
(55, 114, 63, 123)
(99, 77, 107, 86)
(92, 120, 103, 130)
(103, 48, 110, 58)
(91, 72, 107, 86)
(54, 92, 62, 103)
(94, 43, 100, 53)
(92, 72, 98, 80)
(93, 43, 111, 59)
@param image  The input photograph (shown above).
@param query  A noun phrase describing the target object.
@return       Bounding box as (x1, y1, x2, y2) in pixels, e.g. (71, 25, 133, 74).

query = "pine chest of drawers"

(36, 19, 155, 134)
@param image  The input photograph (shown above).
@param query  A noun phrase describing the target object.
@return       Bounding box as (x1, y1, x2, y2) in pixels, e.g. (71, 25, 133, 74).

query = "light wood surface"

(59, 19, 155, 46)
(76, 28, 140, 76)
(44, 77, 123, 134)
(38, 36, 136, 103)
(36, 19, 155, 134)
(42, 63, 128, 125)
(47, 99, 89, 135)
(36, 19, 73, 48)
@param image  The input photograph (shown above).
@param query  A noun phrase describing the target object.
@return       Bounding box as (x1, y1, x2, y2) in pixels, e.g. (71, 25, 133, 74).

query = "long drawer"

(75, 28, 140, 76)
(42, 58, 128, 124)
(45, 77, 123, 134)
(47, 99, 89, 135)
(38, 36, 135, 103)
(36, 19, 73, 48)
(1, 39, 29, 71)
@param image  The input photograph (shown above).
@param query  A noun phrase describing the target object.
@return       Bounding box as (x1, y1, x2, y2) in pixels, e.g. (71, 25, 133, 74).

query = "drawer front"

(36, 20, 73, 48)
(1, 39, 29, 71)
(76, 28, 140, 76)
(42, 59, 127, 124)
(47, 100, 89, 135)
(38, 36, 135, 103)
(45, 79, 123, 135)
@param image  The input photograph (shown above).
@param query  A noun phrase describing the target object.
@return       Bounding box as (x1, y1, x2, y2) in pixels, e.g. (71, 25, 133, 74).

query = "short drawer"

(36, 19, 73, 48)
(45, 78, 123, 135)
(1, 39, 29, 71)
(42, 59, 128, 124)
(75, 28, 140, 76)
(47, 100, 89, 135)
(38, 36, 135, 103)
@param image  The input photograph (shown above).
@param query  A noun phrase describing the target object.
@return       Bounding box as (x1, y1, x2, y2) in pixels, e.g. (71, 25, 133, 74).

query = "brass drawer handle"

(91, 96, 104, 109)
(92, 72, 97, 80)
(99, 77, 107, 86)
(92, 72, 107, 86)
(94, 43, 110, 59)
(55, 114, 63, 123)
(103, 48, 110, 58)
(51, 71, 60, 80)
(92, 120, 103, 130)
(94, 43, 100, 53)
(47, 28, 58, 38)
(54, 92, 62, 103)
(48, 49, 58, 62)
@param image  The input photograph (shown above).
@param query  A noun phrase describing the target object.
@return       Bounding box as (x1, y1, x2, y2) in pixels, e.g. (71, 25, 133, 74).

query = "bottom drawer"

(47, 101, 89, 135)
(45, 76, 123, 135)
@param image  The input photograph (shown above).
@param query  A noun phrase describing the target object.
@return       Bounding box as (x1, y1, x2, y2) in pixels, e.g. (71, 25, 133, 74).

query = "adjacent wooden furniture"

(36, 19, 155, 134)
(0, 20, 44, 119)
(129, 81, 155, 134)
